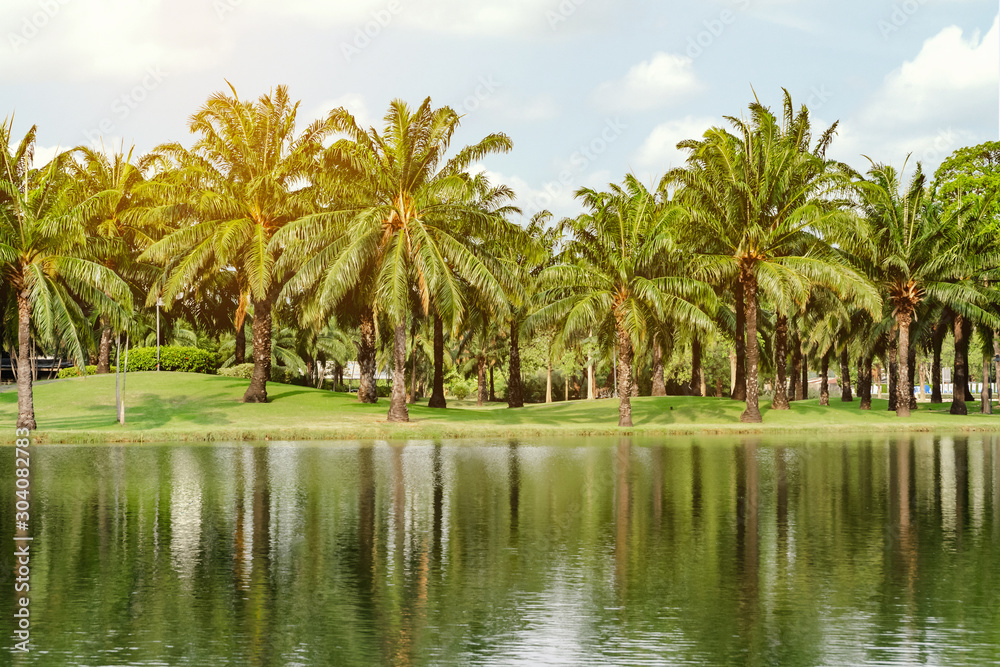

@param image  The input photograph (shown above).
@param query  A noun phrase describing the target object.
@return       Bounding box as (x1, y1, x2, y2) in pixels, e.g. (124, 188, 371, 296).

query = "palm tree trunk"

(546, 360, 552, 403)
(799, 349, 808, 401)
(733, 282, 747, 401)
(489, 365, 497, 402)
(428, 314, 446, 408)
(409, 333, 417, 405)
(588, 353, 596, 400)
(962, 317, 974, 401)
(951, 314, 968, 415)
(477, 352, 487, 407)
(16, 288, 36, 430)
(982, 355, 992, 414)
(896, 313, 911, 418)
(931, 318, 946, 403)
(388, 318, 409, 422)
(97, 322, 113, 374)
(772, 314, 789, 410)
(860, 354, 873, 410)
(234, 323, 246, 365)
(740, 270, 762, 423)
(357, 308, 379, 404)
(651, 340, 667, 397)
(616, 324, 634, 427)
(788, 330, 800, 402)
(993, 337, 1000, 411)
(564, 374, 569, 402)
(243, 295, 274, 404)
(839, 347, 853, 402)
(908, 346, 917, 410)
(819, 351, 830, 406)
(888, 355, 898, 412)
(507, 320, 524, 408)
(690, 336, 704, 397)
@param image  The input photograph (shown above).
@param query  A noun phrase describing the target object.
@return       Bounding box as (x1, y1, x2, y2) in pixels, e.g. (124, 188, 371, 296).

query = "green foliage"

(57, 365, 116, 378)
(218, 363, 255, 379)
(446, 371, 473, 400)
(122, 346, 217, 374)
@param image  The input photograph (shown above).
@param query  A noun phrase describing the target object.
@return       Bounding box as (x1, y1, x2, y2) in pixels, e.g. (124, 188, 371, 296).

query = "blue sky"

(1, 0, 997, 220)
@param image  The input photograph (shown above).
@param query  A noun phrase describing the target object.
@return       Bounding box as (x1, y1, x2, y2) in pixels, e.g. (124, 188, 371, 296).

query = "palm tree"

(668, 91, 879, 422)
(530, 175, 716, 426)
(853, 160, 998, 417)
(141, 84, 332, 403)
(279, 98, 519, 422)
(69, 145, 159, 373)
(0, 120, 131, 429)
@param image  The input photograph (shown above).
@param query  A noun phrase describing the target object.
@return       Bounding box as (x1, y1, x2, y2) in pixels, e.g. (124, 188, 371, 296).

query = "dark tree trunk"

(616, 324, 634, 427)
(357, 308, 378, 404)
(896, 313, 911, 417)
(951, 314, 969, 415)
(243, 295, 274, 404)
(860, 354, 873, 410)
(788, 329, 801, 402)
(733, 282, 747, 401)
(234, 323, 246, 365)
(740, 269, 762, 423)
(888, 355, 898, 412)
(931, 318, 946, 403)
(982, 354, 992, 414)
(819, 352, 830, 406)
(97, 322, 113, 374)
(652, 339, 666, 396)
(908, 345, 917, 410)
(388, 317, 409, 422)
(16, 288, 36, 430)
(688, 336, 702, 397)
(962, 317, 974, 401)
(477, 351, 487, 407)
(508, 320, 524, 408)
(839, 347, 852, 402)
(799, 349, 808, 401)
(429, 314, 446, 408)
(772, 314, 789, 410)
(489, 365, 497, 402)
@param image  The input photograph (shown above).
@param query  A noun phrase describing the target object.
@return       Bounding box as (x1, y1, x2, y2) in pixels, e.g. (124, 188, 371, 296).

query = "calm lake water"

(2, 435, 1000, 666)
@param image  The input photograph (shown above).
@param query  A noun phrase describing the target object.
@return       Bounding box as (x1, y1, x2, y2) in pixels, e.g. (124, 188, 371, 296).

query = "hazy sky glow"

(1, 0, 997, 219)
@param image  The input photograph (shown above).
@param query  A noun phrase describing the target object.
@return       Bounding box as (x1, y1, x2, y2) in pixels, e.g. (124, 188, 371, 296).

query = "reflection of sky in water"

(170, 449, 202, 583)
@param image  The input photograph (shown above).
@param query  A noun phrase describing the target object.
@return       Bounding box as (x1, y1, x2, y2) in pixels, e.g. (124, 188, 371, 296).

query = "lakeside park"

(3, 2, 1000, 664)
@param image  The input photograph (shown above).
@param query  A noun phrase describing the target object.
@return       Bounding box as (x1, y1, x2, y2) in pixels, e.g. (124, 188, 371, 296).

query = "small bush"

(376, 383, 392, 397)
(58, 365, 116, 379)
(121, 346, 217, 374)
(218, 363, 255, 379)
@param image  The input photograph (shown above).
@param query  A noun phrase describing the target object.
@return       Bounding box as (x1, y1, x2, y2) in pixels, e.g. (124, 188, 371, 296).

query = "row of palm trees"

(2, 85, 997, 430)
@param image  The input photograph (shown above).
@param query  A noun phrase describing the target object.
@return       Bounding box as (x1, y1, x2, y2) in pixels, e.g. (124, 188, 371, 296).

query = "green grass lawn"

(3, 371, 1000, 443)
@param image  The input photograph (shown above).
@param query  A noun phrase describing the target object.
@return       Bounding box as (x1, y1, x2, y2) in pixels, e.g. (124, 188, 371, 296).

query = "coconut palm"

(530, 175, 717, 426)
(0, 120, 131, 429)
(141, 84, 333, 403)
(278, 98, 520, 422)
(667, 92, 879, 422)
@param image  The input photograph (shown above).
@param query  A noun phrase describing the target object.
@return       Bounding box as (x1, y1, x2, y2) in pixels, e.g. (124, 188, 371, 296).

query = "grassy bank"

(3, 372, 1000, 444)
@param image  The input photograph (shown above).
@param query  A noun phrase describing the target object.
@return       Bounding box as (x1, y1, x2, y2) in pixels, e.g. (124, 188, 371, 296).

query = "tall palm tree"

(68, 145, 159, 372)
(141, 84, 332, 403)
(530, 175, 716, 426)
(0, 120, 131, 429)
(279, 98, 520, 422)
(668, 91, 879, 422)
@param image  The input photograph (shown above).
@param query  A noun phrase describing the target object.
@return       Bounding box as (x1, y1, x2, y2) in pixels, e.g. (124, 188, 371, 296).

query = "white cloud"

(476, 165, 614, 221)
(1, 0, 231, 82)
(829, 16, 999, 173)
(307, 93, 374, 131)
(633, 116, 717, 172)
(593, 52, 703, 112)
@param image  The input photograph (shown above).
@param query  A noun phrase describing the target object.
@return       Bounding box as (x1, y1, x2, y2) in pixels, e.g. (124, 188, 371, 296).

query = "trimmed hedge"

(58, 365, 116, 379)
(122, 347, 217, 374)
(218, 363, 296, 384)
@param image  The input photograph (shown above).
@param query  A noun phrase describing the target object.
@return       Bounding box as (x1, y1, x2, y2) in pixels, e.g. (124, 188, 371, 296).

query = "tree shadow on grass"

(43, 391, 235, 431)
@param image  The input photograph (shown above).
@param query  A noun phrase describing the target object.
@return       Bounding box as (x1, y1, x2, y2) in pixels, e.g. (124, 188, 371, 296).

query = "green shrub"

(57, 365, 116, 379)
(120, 347, 217, 374)
(377, 383, 392, 398)
(218, 363, 255, 379)
(448, 377, 472, 400)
